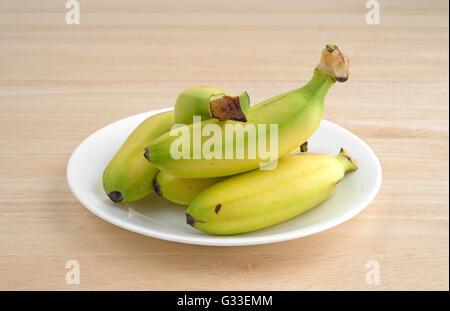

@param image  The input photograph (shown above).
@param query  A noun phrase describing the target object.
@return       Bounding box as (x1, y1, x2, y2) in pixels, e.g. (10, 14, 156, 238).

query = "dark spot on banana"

(300, 141, 308, 152)
(108, 191, 123, 203)
(215, 204, 222, 214)
(186, 213, 196, 226)
(336, 76, 348, 83)
(153, 179, 162, 196)
(144, 148, 150, 162)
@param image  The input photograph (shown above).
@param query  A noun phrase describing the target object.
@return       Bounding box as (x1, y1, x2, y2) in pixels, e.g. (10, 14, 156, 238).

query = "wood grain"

(0, 0, 448, 290)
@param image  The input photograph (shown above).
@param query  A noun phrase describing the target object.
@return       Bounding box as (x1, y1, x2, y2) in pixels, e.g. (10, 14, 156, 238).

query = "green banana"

(103, 110, 174, 202)
(174, 86, 250, 124)
(186, 148, 357, 235)
(145, 45, 349, 178)
(154, 143, 308, 206)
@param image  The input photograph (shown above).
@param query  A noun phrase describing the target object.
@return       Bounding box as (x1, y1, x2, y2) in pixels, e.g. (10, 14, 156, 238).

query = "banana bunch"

(103, 86, 249, 202)
(103, 44, 355, 235)
(154, 143, 307, 206)
(145, 45, 349, 178)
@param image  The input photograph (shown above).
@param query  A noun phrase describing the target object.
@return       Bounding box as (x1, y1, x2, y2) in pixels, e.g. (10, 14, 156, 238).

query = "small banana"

(186, 148, 357, 235)
(103, 110, 174, 202)
(154, 172, 226, 206)
(154, 143, 308, 206)
(174, 86, 250, 124)
(146, 45, 349, 178)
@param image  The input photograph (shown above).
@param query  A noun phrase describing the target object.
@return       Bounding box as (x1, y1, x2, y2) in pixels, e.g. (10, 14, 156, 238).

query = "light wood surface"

(0, 0, 448, 290)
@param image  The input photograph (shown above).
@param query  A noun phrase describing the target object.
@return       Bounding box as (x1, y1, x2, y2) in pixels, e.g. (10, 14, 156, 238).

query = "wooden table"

(0, 0, 448, 290)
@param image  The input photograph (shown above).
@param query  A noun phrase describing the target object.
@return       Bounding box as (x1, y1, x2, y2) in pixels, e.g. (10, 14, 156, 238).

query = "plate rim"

(66, 108, 382, 246)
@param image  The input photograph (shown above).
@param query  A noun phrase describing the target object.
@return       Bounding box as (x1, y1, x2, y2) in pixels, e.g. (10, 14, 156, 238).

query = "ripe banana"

(154, 143, 308, 206)
(186, 148, 357, 235)
(174, 86, 250, 124)
(154, 172, 226, 206)
(103, 110, 174, 202)
(145, 45, 349, 178)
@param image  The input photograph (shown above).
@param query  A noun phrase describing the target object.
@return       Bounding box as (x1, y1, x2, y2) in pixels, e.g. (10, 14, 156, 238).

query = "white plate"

(67, 108, 382, 246)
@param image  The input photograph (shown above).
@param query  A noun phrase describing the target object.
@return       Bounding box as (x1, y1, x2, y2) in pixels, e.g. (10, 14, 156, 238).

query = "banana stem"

(209, 92, 250, 122)
(316, 44, 349, 82)
(301, 70, 335, 100)
(337, 148, 358, 173)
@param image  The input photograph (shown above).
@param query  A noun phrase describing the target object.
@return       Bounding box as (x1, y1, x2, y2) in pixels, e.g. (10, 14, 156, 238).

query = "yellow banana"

(145, 45, 349, 178)
(154, 143, 308, 206)
(186, 148, 357, 235)
(103, 111, 174, 202)
(154, 172, 226, 206)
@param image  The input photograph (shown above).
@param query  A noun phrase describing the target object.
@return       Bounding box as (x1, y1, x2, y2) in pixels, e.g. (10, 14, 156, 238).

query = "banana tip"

(153, 179, 162, 196)
(108, 191, 123, 203)
(300, 141, 308, 153)
(339, 148, 358, 171)
(144, 148, 151, 162)
(186, 213, 196, 227)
